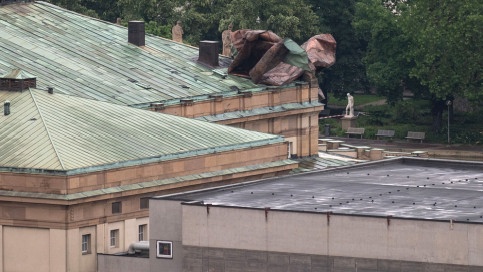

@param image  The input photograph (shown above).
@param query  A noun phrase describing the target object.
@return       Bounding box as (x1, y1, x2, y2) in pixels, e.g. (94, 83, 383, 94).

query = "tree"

(354, 0, 482, 131)
(221, 0, 319, 43)
(403, 0, 482, 104)
(80, 0, 120, 22)
(174, 0, 231, 45)
(309, 0, 369, 103)
(47, 0, 101, 19)
(353, 0, 412, 104)
(116, 0, 178, 25)
(168, 0, 319, 46)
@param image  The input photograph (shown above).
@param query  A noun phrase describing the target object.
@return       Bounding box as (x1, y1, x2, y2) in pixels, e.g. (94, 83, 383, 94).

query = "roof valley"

(29, 89, 66, 170)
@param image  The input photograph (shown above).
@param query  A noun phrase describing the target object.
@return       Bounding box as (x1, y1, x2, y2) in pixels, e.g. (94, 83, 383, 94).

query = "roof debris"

(228, 30, 336, 86)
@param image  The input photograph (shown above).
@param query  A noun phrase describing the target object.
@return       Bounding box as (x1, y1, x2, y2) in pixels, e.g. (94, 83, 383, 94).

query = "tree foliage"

(80, 0, 120, 23)
(354, 0, 482, 130)
(175, 0, 320, 45)
(353, 0, 412, 104)
(310, 0, 369, 102)
(116, 0, 178, 24)
(173, 0, 231, 45)
(221, 0, 319, 43)
(402, 0, 482, 103)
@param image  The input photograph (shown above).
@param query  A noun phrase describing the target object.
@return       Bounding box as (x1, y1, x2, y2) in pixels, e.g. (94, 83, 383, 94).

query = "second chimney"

(198, 41, 219, 67)
(128, 21, 145, 46)
(4, 100, 10, 116)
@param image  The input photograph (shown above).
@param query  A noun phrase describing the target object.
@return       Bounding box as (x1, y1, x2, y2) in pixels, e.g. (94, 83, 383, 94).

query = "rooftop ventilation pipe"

(127, 241, 149, 255)
(198, 41, 219, 67)
(4, 100, 10, 116)
(128, 21, 145, 46)
(47, 87, 54, 94)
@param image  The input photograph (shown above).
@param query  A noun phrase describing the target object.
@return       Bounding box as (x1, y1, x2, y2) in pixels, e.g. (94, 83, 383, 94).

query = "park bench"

(375, 129, 395, 140)
(405, 131, 425, 143)
(346, 127, 365, 139)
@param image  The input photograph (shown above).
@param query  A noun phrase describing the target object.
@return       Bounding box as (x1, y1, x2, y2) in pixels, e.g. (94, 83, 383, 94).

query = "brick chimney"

(198, 41, 219, 67)
(128, 21, 145, 46)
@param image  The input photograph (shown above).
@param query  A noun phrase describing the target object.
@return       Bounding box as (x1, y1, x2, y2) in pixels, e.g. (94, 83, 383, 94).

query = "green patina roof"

(0, 89, 284, 172)
(0, 1, 265, 107)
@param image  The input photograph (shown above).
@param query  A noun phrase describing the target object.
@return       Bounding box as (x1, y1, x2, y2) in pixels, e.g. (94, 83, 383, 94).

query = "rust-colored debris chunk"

(228, 30, 336, 86)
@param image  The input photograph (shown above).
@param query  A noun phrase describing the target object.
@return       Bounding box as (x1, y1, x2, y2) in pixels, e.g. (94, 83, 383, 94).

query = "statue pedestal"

(340, 116, 357, 130)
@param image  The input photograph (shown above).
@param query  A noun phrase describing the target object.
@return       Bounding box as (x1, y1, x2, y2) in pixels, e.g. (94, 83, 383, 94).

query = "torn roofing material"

(228, 30, 336, 86)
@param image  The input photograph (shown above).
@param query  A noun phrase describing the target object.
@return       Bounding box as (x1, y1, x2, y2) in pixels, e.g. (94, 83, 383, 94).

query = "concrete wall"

(97, 254, 148, 272)
(181, 205, 483, 269)
(0, 226, 66, 272)
(181, 246, 480, 272)
(0, 216, 150, 272)
(149, 199, 184, 272)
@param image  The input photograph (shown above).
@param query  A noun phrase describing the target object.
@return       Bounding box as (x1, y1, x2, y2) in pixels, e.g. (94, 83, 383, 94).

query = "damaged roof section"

(0, 2, 260, 106)
(228, 30, 336, 86)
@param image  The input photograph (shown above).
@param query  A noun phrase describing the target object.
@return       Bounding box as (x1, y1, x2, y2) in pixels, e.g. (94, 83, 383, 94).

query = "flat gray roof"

(165, 158, 483, 223)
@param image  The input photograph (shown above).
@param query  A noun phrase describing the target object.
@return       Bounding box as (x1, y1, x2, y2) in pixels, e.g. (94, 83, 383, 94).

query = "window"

(156, 241, 173, 259)
(110, 229, 119, 247)
(140, 197, 149, 209)
(138, 224, 147, 241)
(112, 202, 122, 214)
(81, 234, 91, 254)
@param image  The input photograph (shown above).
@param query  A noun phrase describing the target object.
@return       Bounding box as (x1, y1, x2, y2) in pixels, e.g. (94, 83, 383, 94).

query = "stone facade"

(0, 142, 296, 272)
(152, 82, 323, 157)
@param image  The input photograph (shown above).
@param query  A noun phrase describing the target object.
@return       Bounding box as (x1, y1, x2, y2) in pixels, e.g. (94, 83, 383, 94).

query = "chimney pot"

(128, 21, 145, 46)
(198, 41, 219, 67)
(4, 100, 10, 116)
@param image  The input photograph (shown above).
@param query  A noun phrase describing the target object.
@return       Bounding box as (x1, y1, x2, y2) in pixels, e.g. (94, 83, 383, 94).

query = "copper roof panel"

(0, 89, 284, 171)
(0, 2, 261, 107)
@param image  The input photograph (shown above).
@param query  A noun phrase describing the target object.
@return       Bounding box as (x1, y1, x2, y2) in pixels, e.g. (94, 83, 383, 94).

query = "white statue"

(345, 93, 354, 117)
